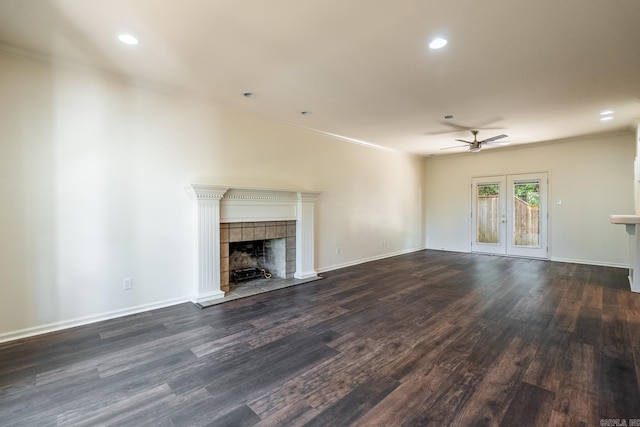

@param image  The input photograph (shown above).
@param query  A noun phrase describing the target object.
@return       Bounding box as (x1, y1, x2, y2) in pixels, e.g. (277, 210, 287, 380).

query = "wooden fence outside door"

(477, 196, 539, 247)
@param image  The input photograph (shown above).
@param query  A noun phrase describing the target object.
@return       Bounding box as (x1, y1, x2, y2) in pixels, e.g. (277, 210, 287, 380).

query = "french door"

(471, 173, 548, 258)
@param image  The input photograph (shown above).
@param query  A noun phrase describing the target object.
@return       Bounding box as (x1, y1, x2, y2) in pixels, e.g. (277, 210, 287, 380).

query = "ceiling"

(0, 0, 639, 156)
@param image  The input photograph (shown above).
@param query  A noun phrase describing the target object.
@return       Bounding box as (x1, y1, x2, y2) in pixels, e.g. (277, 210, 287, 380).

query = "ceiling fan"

(442, 130, 509, 152)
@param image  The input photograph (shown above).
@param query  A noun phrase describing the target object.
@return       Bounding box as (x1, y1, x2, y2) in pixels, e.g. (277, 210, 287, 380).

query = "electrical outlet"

(381, 240, 386, 247)
(336, 247, 340, 255)
(123, 278, 132, 290)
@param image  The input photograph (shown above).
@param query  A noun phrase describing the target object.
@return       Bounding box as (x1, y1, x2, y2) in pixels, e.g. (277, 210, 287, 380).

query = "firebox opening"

(229, 240, 265, 283)
(229, 238, 287, 284)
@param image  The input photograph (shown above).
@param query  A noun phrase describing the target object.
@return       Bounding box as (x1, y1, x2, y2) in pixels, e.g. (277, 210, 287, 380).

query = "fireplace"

(185, 185, 321, 304)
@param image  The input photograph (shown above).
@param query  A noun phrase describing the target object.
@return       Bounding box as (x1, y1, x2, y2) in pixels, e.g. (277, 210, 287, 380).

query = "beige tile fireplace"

(185, 184, 322, 304)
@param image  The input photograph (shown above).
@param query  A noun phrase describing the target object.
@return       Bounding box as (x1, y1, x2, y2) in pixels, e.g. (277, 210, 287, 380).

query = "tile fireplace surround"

(185, 184, 322, 304)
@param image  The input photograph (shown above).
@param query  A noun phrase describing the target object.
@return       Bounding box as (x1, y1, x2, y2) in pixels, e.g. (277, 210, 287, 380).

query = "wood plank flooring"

(1, 250, 640, 426)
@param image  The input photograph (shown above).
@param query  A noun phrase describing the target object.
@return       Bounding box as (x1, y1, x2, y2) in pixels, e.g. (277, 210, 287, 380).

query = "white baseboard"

(425, 246, 471, 254)
(0, 296, 192, 344)
(192, 290, 225, 304)
(317, 246, 426, 274)
(294, 271, 320, 280)
(427, 246, 627, 269)
(549, 256, 627, 269)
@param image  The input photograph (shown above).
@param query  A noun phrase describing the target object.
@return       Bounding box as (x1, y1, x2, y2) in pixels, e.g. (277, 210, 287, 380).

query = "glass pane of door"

(512, 181, 540, 248)
(477, 184, 500, 244)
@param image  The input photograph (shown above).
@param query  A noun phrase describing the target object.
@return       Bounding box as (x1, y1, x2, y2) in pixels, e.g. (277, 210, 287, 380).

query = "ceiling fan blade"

(440, 145, 468, 150)
(454, 139, 473, 144)
(437, 122, 474, 132)
(427, 117, 505, 135)
(480, 134, 508, 143)
(484, 140, 510, 146)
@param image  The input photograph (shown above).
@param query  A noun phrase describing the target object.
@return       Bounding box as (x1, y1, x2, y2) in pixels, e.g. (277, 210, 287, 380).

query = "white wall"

(0, 51, 425, 339)
(424, 133, 635, 266)
(635, 121, 640, 213)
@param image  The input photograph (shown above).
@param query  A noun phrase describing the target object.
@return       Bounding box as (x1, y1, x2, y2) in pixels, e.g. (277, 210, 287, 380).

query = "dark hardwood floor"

(1, 250, 640, 426)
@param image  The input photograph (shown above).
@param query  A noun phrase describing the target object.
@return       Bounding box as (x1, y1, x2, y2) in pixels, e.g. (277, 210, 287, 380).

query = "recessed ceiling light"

(601, 116, 613, 121)
(243, 92, 256, 98)
(600, 110, 614, 115)
(444, 115, 454, 119)
(301, 111, 311, 116)
(429, 38, 448, 49)
(117, 34, 139, 45)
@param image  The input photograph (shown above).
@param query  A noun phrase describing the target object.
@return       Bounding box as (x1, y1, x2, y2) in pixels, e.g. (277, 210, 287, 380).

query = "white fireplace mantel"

(185, 184, 322, 304)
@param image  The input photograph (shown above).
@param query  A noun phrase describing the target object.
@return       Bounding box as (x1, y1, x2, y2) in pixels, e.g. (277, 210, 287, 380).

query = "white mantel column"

(186, 185, 229, 303)
(296, 191, 322, 279)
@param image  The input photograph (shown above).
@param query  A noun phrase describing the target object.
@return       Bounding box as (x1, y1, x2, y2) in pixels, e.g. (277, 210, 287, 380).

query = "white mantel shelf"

(185, 184, 322, 304)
